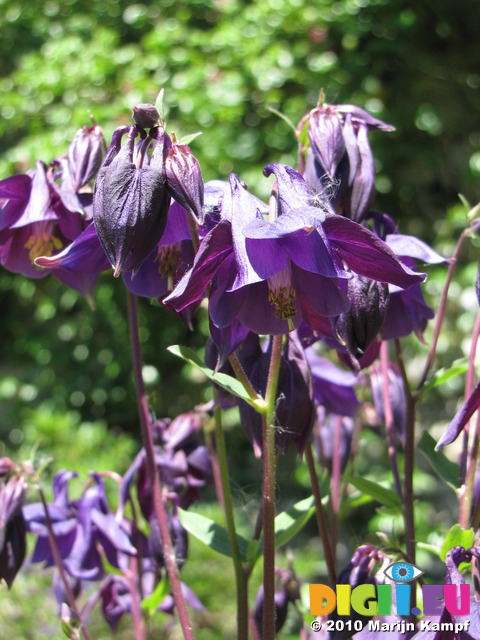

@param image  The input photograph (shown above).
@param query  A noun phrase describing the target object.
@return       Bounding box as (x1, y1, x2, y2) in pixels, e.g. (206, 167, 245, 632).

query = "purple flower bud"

(165, 144, 205, 223)
(52, 569, 82, 608)
(0, 458, 14, 478)
(254, 569, 299, 637)
(132, 103, 161, 129)
(314, 411, 355, 475)
(148, 512, 189, 570)
(93, 125, 171, 276)
(0, 477, 27, 587)
(334, 275, 389, 370)
(67, 125, 106, 191)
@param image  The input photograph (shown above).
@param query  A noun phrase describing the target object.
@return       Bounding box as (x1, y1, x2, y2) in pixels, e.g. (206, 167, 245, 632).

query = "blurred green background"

(1, 0, 479, 637)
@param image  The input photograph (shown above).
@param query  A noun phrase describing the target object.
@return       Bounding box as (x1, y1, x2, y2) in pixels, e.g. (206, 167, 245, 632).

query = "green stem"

(262, 334, 284, 640)
(213, 399, 249, 640)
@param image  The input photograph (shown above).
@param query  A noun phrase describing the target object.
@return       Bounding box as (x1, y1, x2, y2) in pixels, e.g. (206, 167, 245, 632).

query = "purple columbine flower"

(35, 201, 195, 307)
(24, 471, 136, 581)
(0, 159, 88, 279)
(165, 164, 425, 338)
(254, 568, 299, 636)
(301, 101, 394, 222)
(0, 476, 27, 587)
(93, 123, 171, 277)
(120, 411, 211, 515)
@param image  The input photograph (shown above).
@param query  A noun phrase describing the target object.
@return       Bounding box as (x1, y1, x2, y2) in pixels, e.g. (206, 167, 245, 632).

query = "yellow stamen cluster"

(25, 232, 63, 264)
(268, 285, 296, 321)
(155, 243, 182, 289)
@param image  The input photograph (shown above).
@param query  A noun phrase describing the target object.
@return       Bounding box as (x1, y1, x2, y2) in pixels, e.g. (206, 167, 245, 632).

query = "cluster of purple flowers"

(7, 411, 210, 631)
(0, 94, 454, 637)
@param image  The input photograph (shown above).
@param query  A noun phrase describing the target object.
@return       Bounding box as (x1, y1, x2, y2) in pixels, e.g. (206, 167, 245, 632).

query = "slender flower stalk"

(127, 291, 194, 640)
(304, 444, 336, 585)
(213, 400, 249, 640)
(262, 333, 284, 640)
(394, 341, 416, 571)
(127, 557, 147, 640)
(415, 228, 470, 394)
(229, 351, 264, 404)
(38, 486, 92, 640)
(380, 342, 404, 499)
(460, 308, 480, 484)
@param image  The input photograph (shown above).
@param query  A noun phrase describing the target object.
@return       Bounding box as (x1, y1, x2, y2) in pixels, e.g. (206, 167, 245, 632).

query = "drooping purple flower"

(0, 476, 27, 587)
(0, 160, 88, 279)
(302, 102, 394, 222)
(35, 201, 195, 306)
(148, 510, 189, 570)
(307, 349, 360, 417)
(165, 164, 425, 338)
(120, 411, 211, 516)
(93, 124, 171, 277)
(24, 471, 136, 581)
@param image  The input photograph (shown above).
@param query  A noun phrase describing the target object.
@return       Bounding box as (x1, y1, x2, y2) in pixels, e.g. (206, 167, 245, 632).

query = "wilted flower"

(93, 124, 171, 277)
(0, 476, 27, 587)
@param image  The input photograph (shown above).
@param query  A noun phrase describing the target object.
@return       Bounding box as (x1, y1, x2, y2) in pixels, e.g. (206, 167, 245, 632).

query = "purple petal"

(0, 174, 32, 231)
(164, 219, 233, 311)
(10, 162, 57, 229)
(323, 214, 426, 288)
(386, 234, 448, 264)
(293, 267, 349, 317)
(436, 379, 480, 448)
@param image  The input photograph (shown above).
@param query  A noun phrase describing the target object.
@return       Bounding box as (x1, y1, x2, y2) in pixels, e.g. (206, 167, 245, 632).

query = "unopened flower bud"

(0, 477, 27, 587)
(165, 144, 205, 223)
(335, 275, 389, 370)
(67, 125, 106, 191)
(132, 103, 161, 130)
(93, 125, 171, 276)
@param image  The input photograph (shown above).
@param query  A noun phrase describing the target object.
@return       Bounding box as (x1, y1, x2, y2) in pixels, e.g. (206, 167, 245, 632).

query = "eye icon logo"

(384, 562, 424, 583)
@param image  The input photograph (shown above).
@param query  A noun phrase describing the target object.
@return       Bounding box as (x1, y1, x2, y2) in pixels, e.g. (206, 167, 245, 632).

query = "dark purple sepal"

(436, 378, 480, 448)
(165, 144, 205, 223)
(67, 125, 106, 191)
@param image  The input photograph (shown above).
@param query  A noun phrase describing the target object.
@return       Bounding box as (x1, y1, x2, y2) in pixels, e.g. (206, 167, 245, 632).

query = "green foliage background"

(0, 0, 479, 637)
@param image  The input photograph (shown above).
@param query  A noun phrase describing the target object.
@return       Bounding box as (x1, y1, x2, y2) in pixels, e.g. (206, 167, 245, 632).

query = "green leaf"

(177, 131, 203, 146)
(422, 358, 468, 394)
(274, 495, 316, 548)
(178, 508, 249, 560)
(344, 475, 403, 510)
(154, 88, 165, 121)
(167, 345, 267, 412)
(141, 579, 169, 612)
(417, 432, 460, 488)
(440, 524, 475, 562)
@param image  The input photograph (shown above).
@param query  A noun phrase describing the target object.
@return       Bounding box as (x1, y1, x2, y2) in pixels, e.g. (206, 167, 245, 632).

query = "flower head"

(93, 125, 171, 277)
(0, 476, 27, 587)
